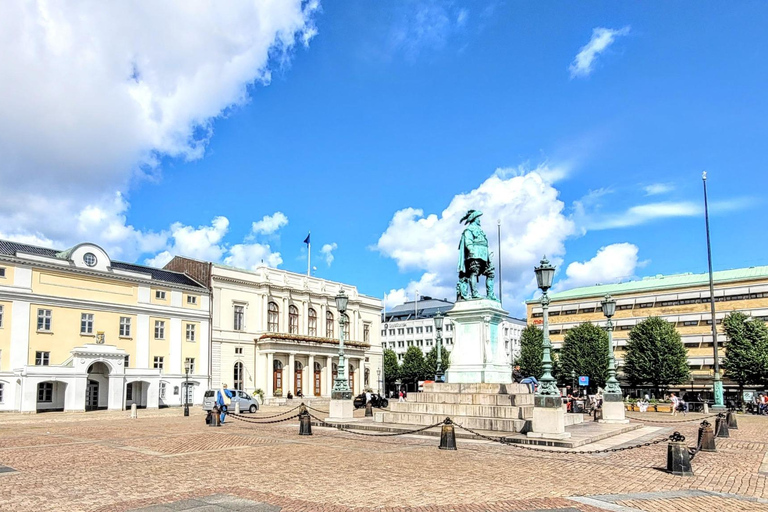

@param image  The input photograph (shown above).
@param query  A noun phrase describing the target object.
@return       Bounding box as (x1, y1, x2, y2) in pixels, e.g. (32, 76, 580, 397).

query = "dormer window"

(83, 253, 97, 267)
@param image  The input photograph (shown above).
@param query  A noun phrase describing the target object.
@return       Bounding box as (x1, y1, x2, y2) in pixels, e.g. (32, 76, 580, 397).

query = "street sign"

(578, 376, 589, 386)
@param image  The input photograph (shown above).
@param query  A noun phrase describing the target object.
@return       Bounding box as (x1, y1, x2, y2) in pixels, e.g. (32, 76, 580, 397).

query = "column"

(266, 352, 274, 398)
(307, 354, 315, 396)
(303, 301, 309, 335)
(358, 358, 365, 393)
(282, 297, 288, 333)
(326, 355, 333, 396)
(288, 353, 295, 396)
(320, 304, 327, 337)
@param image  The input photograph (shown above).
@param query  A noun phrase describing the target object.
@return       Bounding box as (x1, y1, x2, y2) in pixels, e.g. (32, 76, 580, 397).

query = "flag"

(303, 233, 310, 245)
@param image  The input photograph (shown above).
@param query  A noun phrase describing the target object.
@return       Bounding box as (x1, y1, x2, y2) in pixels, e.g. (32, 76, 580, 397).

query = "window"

(154, 320, 165, 339)
(579, 308, 595, 314)
(397, 328, 404, 335)
(37, 309, 52, 331)
(155, 290, 166, 300)
(638, 302, 654, 308)
(705, 319, 723, 325)
(187, 295, 197, 305)
(407, 340, 413, 346)
(126, 383, 133, 401)
(619, 325, 633, 331)
(268, 302, 279, 332)
(389, 329, 395, 336)
(119, 317, 131, 337)
(37, 382, 53, 402)
(159, 382, 166, 400)
(308, 308, 317, 336)
(398, 341, 404, 348)
(532, 312, 543, 318)
(0, 383, 3, 403)
(234, 362, 243, 391)
(426, 326, 433, 333)
(326, 311, 334, 338)
(185, 357, 195, 373)
(124, 355, 130, 368)
(416, 327, 423, 334)
(153, 356, 164, 371)
(83, 252, 97, 267)
(186, 323, 196, 342)
(232, 305, 245, 331)
(0, 305, 3, 328)
(563, 309, 577, 315)
(364, 324, 370, 343)
(289, 305, 299, 334)
(618, 304, 633, 310)
(0, 267, 5, 278)
(80, 313, 94, 334)
(35, 351, 50, 366)
(342, 313, 350, 339)
(446, 324, 453, 331)
(549, 311, 561, 316)
(682, 320, 698, 327)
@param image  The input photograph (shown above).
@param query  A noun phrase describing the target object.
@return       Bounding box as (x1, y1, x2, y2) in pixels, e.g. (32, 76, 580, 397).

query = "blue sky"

(1, 1, 766, 316)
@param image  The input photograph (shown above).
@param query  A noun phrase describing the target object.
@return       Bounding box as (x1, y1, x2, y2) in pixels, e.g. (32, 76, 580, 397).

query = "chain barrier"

(306, 412, 442, 437)
(242, 405, 301, 420)
(228, 412, 300, 425)
(687, 419, 722, 461)
(625, 412, 719, 424)
(306, 405, 330, 415)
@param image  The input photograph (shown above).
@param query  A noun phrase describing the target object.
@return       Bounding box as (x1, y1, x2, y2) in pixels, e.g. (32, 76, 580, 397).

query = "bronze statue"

(456, 210, 498, 301)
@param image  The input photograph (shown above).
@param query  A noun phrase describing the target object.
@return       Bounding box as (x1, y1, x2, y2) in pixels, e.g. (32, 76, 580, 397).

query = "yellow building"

(526, 266, 768, 393)
(0, 240, 210, 412)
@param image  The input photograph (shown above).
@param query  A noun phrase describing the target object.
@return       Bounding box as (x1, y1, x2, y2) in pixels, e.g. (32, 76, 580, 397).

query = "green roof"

(527, 265, 768, 304)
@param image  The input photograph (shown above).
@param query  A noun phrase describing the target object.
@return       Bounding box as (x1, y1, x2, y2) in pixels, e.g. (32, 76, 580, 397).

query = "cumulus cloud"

(570, 26, 630, 78)
(320, 243, 338, 266)
(644, 183, 675, 196)
(557, 243, 640, 291)
(224, 243, 283, 270)
(0, 1, 318, 255)
(251, 212, 289, 235)
(376, 165, 576, 315)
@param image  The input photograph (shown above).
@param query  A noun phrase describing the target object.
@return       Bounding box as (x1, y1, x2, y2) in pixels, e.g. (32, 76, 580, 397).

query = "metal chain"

(228, 412, 300, 425)
(306, 405, 330, 415)
(307, 412, 442, 437)
(240, 405, 301, 419)
(625, 412, 719, 424)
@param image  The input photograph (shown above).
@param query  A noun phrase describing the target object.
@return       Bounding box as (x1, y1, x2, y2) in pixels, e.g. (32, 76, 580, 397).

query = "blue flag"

(303, 233, 310, 244)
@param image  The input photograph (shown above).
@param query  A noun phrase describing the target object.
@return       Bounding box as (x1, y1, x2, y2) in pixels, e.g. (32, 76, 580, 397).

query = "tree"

(382, 349, 400, 390)
(723, 312, 768, 396)
(559, 322, 609, 392)
(424, 345, 451, 379)
(623, 316, 690, 396)
(517, 324, 543, 379)
(400, 346, 427, 389)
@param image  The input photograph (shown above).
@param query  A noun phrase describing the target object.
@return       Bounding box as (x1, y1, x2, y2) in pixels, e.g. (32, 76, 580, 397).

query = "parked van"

(202, 389, 259, 413)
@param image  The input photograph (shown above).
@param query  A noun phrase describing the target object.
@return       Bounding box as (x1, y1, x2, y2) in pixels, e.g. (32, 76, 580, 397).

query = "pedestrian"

(398, 389, 405, 403)
(365, 389, 372, 404)
(670, 392, 679, 416)
(678, 396, 687, 416)
(217, 383, 236, 424)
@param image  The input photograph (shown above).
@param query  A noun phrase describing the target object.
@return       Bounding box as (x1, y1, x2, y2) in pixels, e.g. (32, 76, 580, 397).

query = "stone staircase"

(376, 382, 584, 433)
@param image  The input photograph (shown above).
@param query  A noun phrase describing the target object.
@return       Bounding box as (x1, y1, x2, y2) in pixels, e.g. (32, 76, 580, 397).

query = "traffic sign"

(578, 376, 589, 386)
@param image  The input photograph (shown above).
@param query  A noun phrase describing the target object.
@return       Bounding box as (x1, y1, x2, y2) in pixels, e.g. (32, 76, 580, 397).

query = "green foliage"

(559, 322, 610, 391)
(400, 346, 426, 386)
(382, 349, 400, 385)
(623, 316, 690, 393)
(254, 388, 265, 403)
(723, 312, 768, 390)
(424, 345, 451, 379)
(517, 324, 543, 379)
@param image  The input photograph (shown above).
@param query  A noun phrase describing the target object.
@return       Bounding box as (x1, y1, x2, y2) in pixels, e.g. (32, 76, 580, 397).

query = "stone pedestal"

(599, 394, 629, 424)
(527, 396, 571, 439)
(444, 299, 512, 384)
(326, 399, 354, 422)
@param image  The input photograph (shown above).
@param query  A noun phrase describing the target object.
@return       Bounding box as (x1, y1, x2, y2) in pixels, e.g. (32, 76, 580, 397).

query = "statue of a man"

(456, 210, 498, 301)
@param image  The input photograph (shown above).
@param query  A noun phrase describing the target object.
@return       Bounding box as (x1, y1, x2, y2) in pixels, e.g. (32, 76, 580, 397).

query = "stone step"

(422, 382, 530, 394)
(390, 401, 533, 419)
(566, 413, 585, 426)
(409, 391, 534, 406)
(379, 411, 530, 433)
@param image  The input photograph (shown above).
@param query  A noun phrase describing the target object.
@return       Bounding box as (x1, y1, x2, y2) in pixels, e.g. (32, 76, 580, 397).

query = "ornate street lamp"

(601, 294, 622, 395)
(434, 310, 444, 382)
(183, 361, 190, 417)
(534, 256, 558, 397)
(331, 289, 352, 400)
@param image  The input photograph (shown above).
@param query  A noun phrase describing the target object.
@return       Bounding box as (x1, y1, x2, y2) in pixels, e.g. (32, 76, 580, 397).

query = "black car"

(353, 393, 389, 409)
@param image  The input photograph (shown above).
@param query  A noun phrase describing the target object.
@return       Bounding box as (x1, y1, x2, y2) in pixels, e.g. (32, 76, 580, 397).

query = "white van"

(202, 389, 259, 413)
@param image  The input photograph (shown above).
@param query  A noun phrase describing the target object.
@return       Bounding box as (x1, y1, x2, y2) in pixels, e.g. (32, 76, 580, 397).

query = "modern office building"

(381, 297, 526, 365)
(0, 240, 211, 413)
(164, 257, 383, 402)
(526, 266, 768, 392)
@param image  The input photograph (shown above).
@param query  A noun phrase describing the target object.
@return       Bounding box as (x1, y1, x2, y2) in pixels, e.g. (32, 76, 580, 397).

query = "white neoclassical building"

(165, 257, 383, 402)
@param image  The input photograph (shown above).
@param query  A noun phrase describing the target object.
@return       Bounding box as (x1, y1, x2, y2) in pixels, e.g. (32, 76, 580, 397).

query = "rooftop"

(527, 265, 768, 304)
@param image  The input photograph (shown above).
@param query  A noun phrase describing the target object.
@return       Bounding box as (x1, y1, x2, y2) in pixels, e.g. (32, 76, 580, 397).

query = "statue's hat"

(460, 209, 483, 224)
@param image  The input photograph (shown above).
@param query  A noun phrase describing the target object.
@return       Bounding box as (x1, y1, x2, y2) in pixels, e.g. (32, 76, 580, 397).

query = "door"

(294, 362, 303, 397)
(349, 369, 355, 395)
(273, 360, 283, 395)
(86, 380, 99, 411)
(314, 362, 322, 396)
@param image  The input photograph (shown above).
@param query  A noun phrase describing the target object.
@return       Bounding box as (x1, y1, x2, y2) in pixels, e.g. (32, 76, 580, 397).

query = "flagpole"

(307, 236, 311, 276)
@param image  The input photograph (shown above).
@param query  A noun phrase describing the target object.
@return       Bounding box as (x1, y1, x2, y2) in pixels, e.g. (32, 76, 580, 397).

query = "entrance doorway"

(273, 360, 283, 395)
(86, 380, 99, 411)
(294, 361, 303, 397)
(86, 362, 110, 411)
(349, 367, 355, 395)
(314, 362, 322, 396)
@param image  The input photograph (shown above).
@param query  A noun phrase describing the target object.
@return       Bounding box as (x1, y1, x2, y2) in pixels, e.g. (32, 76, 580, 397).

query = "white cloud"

(251, 212, 289, 235)
(320, 243, 338, 266)
(0, 1, 318, 254)
(557, 243, 640, 291)
(224, 243, 283, 270)
(570, 26, 630, 78)
(644, 183, 675, 196)
(376, 165, 576, 315)
(584, 199, 751, 230)
(388, 2, 468, 60)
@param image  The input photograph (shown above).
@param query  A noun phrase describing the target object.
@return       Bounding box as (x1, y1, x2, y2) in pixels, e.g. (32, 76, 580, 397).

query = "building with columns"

(0, 240, 210, 413)
(164, 257, 383, 402)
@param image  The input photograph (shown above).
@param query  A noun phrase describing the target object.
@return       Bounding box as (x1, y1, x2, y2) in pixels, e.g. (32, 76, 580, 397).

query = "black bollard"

(439, 417, 457, 450)
(210, 406, 221, 427)
(365, 402, 373, 417)
(299, 412, 312, 436)
(698, 420, 716, 452)
(715, 413, 730, 438)
(727, 411, 738, 430)
(667, 432, 694, 476)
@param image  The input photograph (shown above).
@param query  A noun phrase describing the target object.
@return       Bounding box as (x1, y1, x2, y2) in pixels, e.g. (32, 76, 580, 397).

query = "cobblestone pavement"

(0, 408, 766, 512)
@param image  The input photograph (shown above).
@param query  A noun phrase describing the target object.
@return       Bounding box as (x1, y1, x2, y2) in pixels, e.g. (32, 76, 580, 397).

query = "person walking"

(217, 383, 236, 424)
(670, 392, 680, 416)
(398, 389, 405, 403)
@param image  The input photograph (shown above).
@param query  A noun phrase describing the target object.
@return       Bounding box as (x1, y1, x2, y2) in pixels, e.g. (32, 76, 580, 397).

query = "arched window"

(308, 308, 317, 336)
(233, 362, 243, 391)
(342, 313, 350, 339)
(268, 301, 279, 332)
(326, 311, 334, 338)
(289, 305, 299, 334)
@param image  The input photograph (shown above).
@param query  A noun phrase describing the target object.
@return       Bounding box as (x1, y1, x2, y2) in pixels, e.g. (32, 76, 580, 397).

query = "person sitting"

(512, 364, 538, 394)
(296, 389, 303, 398)
(286, 390, 293, 400)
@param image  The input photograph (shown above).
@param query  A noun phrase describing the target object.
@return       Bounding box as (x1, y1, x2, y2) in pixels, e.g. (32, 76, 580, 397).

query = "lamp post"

(702, 171, 724, 409)
(434, 310, 444, 382)
(571, 369, 576, 393)
(601, 294, 621, 395)
(331, 289, 352, 400)
(183, 361, 190, 417)
(377, 368, 381, 395)
(534, 257, 558, 397)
